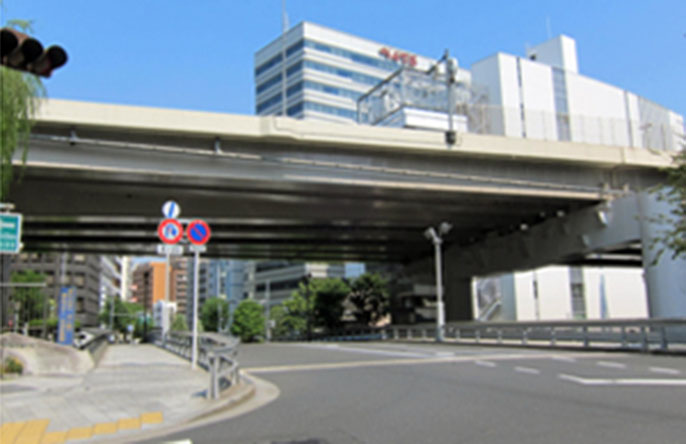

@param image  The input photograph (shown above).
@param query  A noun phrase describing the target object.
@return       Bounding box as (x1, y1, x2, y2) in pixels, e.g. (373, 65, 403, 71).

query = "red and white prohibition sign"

(157, 218, 184, 244)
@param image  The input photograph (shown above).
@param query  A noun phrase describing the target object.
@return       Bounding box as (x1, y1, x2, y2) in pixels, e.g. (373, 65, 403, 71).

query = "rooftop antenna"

(280, 0, 289, 116)
(282, 0, 289, 34)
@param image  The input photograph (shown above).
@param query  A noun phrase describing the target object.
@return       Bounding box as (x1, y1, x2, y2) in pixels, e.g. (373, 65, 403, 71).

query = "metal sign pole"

(191, 248, 200, 369)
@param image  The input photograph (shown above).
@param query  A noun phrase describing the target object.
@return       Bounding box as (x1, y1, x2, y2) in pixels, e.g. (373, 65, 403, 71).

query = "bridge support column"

(444, 275, 473, 322)
(638, 193, 686, 331)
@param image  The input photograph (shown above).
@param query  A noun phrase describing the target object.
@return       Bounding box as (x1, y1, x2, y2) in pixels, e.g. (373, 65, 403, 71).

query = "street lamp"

(424, 222, 452, 342)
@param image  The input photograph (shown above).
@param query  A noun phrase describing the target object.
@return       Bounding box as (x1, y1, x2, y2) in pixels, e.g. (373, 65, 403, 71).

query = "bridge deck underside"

(9, 123, 655, 264)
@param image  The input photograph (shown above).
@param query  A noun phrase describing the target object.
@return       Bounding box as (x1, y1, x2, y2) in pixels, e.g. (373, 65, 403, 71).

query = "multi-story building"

(244, 261, 346, 309)
(257, 22, 685, 323)
(254, 21, 437, 124)
(132, 259, 188, 313)
(186, 259, 245, 327)
(8, 253, 105, 326)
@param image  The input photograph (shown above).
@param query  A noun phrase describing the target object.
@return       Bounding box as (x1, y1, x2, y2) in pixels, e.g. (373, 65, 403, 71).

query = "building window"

(570, 283, 586, 319)
(287, 102, 304, 116)
(255, 53, 283, 77)
(302, 60, 383, 86)
(302, 40, 401, 71)
(304, 101, 357, 119)
(256, 93, 282, 113)
(256, 73, 283, 94)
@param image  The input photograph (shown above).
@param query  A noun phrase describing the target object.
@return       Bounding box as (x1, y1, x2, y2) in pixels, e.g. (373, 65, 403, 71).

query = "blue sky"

(4, 1, 686, 118)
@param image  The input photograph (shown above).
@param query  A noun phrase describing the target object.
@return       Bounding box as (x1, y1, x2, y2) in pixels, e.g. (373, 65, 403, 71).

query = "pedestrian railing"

(159, 332, 240, 399)
(307, 318, 686, 352)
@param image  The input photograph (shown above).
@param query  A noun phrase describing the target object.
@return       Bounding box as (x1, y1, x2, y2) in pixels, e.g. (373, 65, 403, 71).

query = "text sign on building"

(378, 47, 417, 67)
(57, 286, 76, 346)
(158, 219, 184, 244)
(0, 213, 22, 254)
(187, 219, 211, 245)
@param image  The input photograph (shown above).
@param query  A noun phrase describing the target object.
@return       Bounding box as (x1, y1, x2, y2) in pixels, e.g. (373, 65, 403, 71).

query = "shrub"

(4, 357, 23, 374)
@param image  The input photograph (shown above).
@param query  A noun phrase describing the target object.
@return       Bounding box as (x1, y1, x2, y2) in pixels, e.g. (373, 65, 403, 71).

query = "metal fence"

(357, 67, 684, 152)
(159, 332, 240, 399)
(310, 318, 686, 353)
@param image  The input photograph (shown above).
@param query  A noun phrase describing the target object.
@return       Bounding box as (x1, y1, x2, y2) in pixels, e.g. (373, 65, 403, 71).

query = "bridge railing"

(310, 318, 686, 352)
(158, 332, 240, 399)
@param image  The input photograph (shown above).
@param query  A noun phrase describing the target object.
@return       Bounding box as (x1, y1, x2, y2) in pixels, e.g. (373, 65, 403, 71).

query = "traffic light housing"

(1, 27, 67, 77)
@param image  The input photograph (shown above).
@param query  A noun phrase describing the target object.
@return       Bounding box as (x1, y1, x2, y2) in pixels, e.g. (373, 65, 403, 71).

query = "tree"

(171, 313, 188, 331)
(0, 18, 45, 201)
(230, 300, 264, 342)
(310, 278, 350, 332)
(348, 273, 390, 326)
(652, 150, 686, 260)
(98, 298, 142, 334)
(10, 270, 45, 323)
(270, 293, 308, 339)
(289, 277, 350, 334)
(200, 297, 230, 332)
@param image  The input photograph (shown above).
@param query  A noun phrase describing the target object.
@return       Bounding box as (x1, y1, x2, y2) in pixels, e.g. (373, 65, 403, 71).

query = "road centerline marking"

(649, 366, 681, 375)
(515, 366, 541, 375)
(596, 361, 627, 369)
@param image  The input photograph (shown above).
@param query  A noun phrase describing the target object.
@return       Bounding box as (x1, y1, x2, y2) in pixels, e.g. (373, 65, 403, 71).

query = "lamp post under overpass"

(424, 222, 452, 342)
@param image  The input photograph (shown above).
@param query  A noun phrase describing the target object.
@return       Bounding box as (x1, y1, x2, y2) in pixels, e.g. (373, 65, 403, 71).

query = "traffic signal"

(1, 27, 68, 77)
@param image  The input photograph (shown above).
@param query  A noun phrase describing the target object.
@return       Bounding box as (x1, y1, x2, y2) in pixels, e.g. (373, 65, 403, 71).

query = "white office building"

(254, 21, 437, 124)
(256, 22, 684, 322)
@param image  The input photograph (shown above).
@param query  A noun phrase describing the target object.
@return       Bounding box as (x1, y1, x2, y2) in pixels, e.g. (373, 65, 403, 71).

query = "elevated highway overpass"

(8, 99, 684, 319)
(10, 99, 670, 261)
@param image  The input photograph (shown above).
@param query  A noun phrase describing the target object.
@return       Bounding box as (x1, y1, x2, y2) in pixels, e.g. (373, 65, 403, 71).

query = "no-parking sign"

(158, 219, 184, 244)
(186, 219, 211, 245)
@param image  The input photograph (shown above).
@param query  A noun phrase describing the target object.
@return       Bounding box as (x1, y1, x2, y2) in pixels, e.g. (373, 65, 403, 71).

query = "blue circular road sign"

(187, 219, 211, 245)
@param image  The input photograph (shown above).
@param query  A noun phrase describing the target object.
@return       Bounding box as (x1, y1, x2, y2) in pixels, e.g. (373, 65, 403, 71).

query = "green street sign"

(0, 213, 22, 254)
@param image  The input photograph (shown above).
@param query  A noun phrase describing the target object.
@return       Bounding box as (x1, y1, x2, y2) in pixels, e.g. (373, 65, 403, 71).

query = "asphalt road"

(148, 342, 686, 444)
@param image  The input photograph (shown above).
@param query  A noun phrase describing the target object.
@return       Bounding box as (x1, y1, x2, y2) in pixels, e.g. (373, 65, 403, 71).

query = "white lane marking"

(650, 366, 681, 376)
(596, 361, 627, 369)
(475, 360, 497, 368)
(550, 356, 577, 363)
(515, 366, 541, 375)
(292, 343, 428, 358)
(558, 373, 686, 387)
(434, 352, 454, 357)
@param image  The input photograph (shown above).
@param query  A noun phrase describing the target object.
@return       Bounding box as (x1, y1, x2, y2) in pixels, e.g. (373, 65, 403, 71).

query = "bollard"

(550, 328, 557, 347)
(497, 329, 503, 345)
(582, 326, 589, 348)
(641, 326, 649, 352)
(620, 326, 628, 348)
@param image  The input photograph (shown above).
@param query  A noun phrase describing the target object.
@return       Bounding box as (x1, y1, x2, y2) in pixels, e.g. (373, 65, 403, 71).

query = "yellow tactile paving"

(117, 417, 141, 430)
(14, 418, 51, 444)
(40, 430, 68, 444)
(93, 421, 117, 435)
(1, 421, 26, 444)
(140, 411, 164, 425)
(65, 426, 93, 441)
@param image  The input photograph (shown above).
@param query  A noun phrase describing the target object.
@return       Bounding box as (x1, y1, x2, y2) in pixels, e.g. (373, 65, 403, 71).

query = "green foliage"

(98, 298, 143, 333)
(348, 273, 390, 326)
(0, 19, 46, 200)
(3, 357, 23, 374)
(310, 278, 350, 331)
(230, 300, 264, 342)
(270, 295, 308, 339)
(652, 150, 686, 261)
(285, 277, 350, 335)
(200, 297, 230, 332)
(10, 270, 46, 323)
(171, 313, 188, 332)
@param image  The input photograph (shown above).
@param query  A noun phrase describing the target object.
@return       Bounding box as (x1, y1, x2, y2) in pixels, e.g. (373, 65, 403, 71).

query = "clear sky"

(4, 1, 686, 118)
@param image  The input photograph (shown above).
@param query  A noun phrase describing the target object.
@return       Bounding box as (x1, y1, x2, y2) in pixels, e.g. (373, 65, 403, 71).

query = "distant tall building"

(254, 21, 436, 124)
(8, 253, 117, 327)
(245, 261, 346, 309)
(132, 259, 188, 314)
(186, 259, 245, 327)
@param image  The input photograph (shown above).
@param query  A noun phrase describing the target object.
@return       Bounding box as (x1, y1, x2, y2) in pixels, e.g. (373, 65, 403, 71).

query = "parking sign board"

(0, 213, 22, 254)
(187, 219, 211, 245)
(158, 219, 184, 244)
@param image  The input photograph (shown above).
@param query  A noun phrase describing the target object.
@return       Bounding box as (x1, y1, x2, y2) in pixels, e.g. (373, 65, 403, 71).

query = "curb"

(96, 375, 259, 444)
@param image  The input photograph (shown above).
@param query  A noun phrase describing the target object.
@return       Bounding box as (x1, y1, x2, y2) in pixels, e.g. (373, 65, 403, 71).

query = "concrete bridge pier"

(638, 192, 686, 339)
(444, 275, 474, 322)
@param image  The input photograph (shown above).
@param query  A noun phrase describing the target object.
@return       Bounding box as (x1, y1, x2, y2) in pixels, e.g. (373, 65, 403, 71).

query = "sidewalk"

(1, 344, 250, 443)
